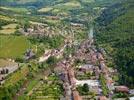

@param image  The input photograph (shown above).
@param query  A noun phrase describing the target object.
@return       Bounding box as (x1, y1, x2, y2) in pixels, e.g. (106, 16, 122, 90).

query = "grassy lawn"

(0, 35, 31, 59)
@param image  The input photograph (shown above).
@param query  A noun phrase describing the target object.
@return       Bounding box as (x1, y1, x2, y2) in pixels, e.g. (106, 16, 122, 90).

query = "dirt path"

(14, 80, 29, 100)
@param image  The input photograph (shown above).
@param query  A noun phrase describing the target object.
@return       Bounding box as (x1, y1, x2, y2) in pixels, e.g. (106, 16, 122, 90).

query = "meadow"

(37, 0, 81, 16)
(38, 7, 53, 13)
(0, 15, 15, 21)
(0, 7, 29, 13)
(0, 35, 31, 59)
(0, 23, 18, 34)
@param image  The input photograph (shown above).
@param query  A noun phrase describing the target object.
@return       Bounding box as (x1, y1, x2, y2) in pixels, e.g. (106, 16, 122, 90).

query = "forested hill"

(0, 0, 119, 6)
(0, 0, 56, 6)
(95, 0, 134, 88)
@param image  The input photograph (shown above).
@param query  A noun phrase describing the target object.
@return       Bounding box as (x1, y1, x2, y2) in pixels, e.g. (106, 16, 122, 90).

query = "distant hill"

(0, 0, 56, 7)
(95, 0, 134, 87)
(0, 0, 118, 6)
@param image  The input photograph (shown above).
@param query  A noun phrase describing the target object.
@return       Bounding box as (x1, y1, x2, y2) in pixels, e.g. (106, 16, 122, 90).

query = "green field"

(0, 7, 29, 13)
(82, 0, 95, 3)
(38, 7, 53, 13)
(0, 15, 15, 21)
(3, 0, 37, 4)
(0, 23, 18, 34)
(4, 65, 29, 87)
(0, 36, 31, 59)
(38, 1, 81, 15)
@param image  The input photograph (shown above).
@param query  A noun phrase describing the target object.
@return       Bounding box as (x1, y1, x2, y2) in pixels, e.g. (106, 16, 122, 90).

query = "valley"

(0, 0, 134, 100)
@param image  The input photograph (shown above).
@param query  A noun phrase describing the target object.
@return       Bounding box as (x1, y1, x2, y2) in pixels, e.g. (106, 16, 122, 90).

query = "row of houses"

(72, 39, 103, 98)
(72, 39, 106, 99)
(73, 38, 129, 99)
(54, 57, 82, 100)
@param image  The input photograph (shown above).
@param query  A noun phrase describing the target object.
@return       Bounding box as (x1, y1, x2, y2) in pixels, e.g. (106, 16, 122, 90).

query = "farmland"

(4, 65, 29, 87)
(0, 36, 31, 59)
(38, 1, 81, 15)
(0, 24, 18, 34)
(0, 15, 15, 21)
(0, 0, 133, 100)
(0, 7, 29, 13)
(29, 76, 63, 100)
(1, 0, 38, 5)
(38, 7, 53, 13)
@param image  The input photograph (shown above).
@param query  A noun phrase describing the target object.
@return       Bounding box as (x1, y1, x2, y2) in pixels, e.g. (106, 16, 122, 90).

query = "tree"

(0, 87, 12, 100)
(24, 21, 30, 32)
(99, 74, 109, 96)
(83, 83, 89, 93)
(46, 56, 57, 65)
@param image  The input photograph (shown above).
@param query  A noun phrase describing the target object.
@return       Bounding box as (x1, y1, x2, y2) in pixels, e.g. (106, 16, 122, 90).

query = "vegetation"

(0, 0, 133, 99)
(77, 83, 89, 95)
(95, 0, 134, 88)
(0, 19, 12, 29)
(4, 65, 29, 87)
(0, 7, 29, 13)
(99, 74, 109, 96)
(0, 23, 18, 34)
(28, 35, 64, 49)
(30, 75, 63, 100)
(112, 92, 129, 99)
(46, 56, 58, 66)
(0, 35, 31, 59)
(0, 65, 29, 100)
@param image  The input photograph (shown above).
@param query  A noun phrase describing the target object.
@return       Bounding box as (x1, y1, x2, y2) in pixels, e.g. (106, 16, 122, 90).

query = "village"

(0, 33, 134, 100)
(34, 35, 134, 100)
(52, 38, 133, 100)
(0, 0, 134, 100)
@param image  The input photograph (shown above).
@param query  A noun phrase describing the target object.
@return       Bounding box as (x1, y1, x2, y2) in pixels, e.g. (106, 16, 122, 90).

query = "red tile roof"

(115, 86, 129, 93)
(99, 96, 107, 100)
(73, 91, 82, 100)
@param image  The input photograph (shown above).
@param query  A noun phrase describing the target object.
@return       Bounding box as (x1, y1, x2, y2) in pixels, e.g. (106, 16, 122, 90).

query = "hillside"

(1, 0, 133, 100)
(0, 0, 45, 6)
(95, 0, 134, 87)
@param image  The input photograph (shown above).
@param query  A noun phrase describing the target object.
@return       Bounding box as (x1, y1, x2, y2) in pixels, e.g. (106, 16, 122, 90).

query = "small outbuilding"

(115, 86, 129, 93)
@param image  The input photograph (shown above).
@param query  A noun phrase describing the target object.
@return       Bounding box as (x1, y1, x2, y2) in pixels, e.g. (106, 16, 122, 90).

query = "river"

(88, 26, 94, 39)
